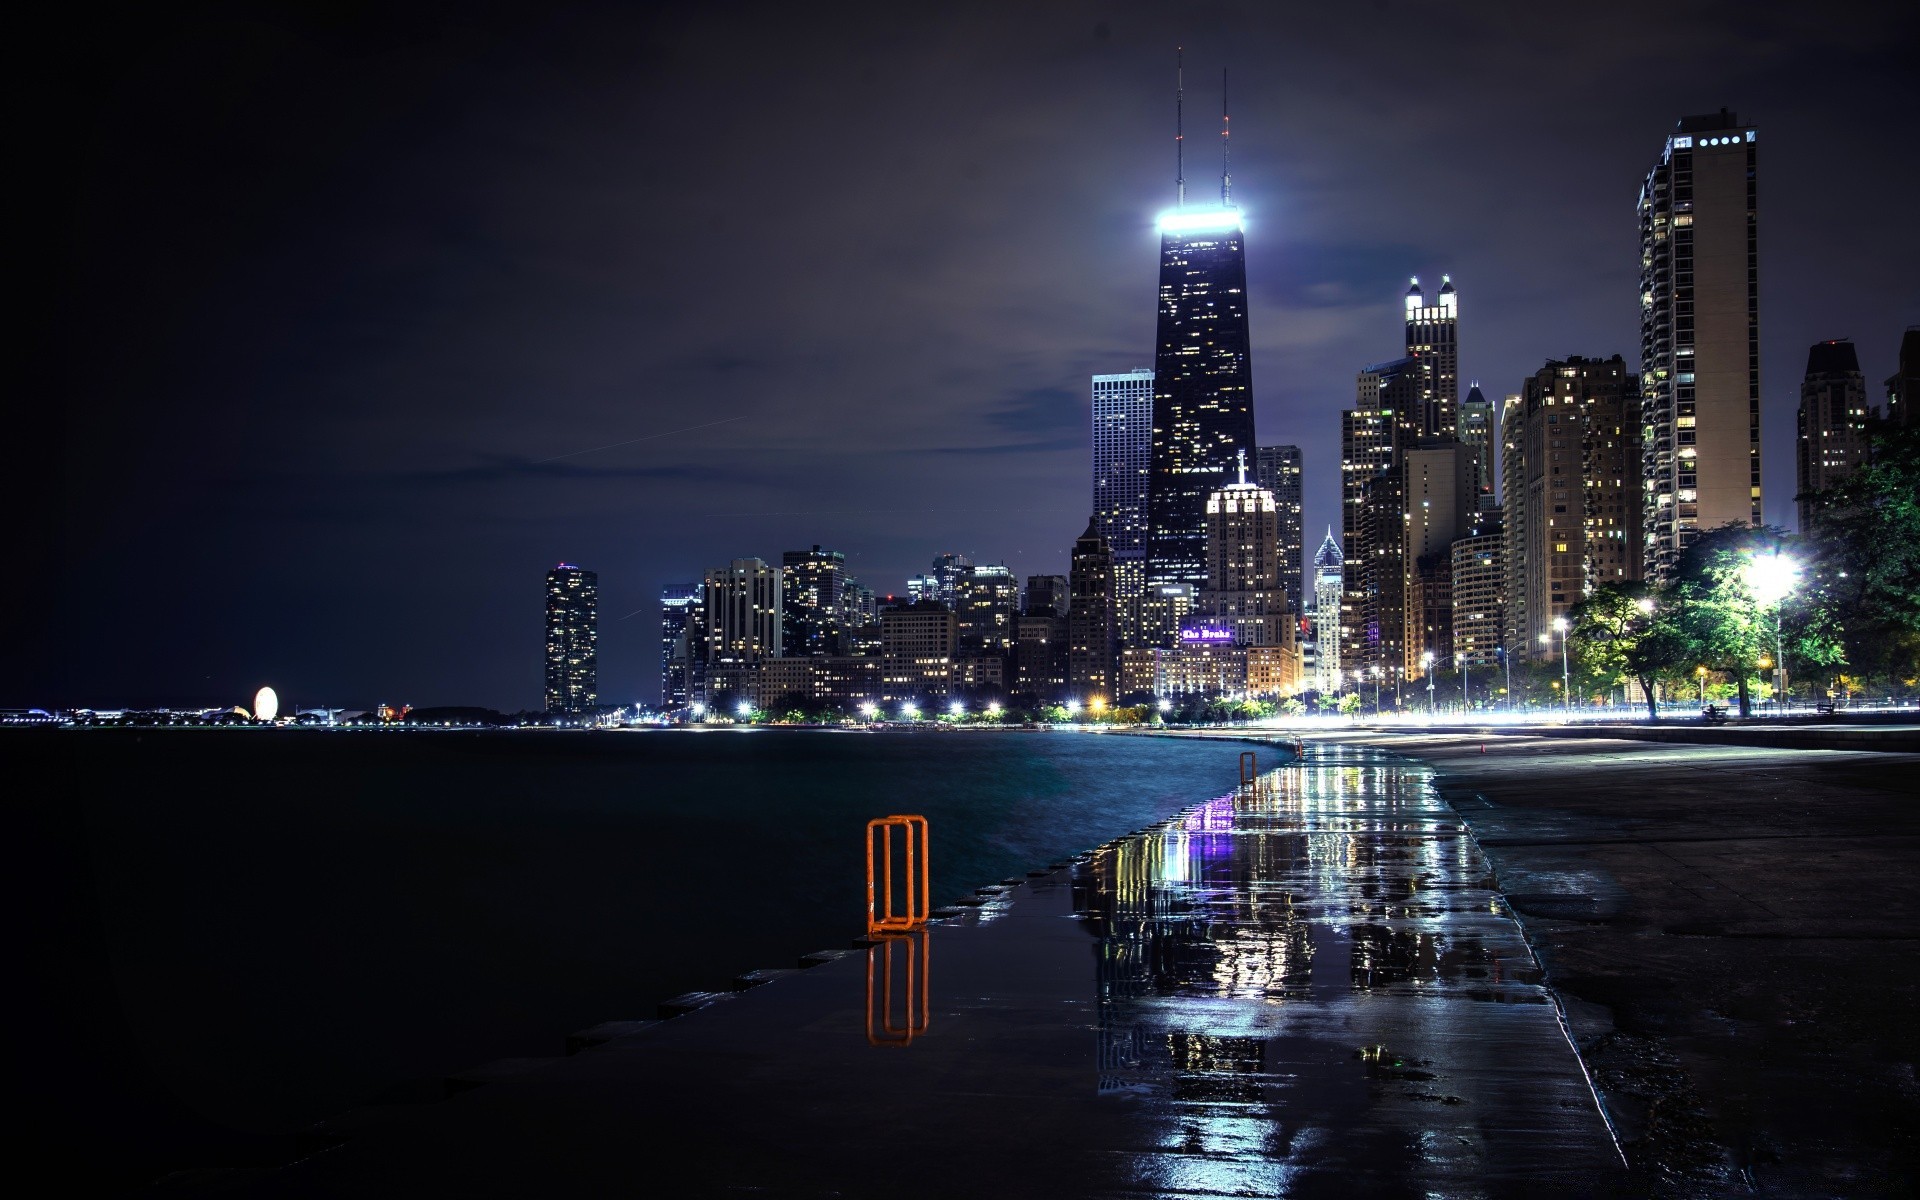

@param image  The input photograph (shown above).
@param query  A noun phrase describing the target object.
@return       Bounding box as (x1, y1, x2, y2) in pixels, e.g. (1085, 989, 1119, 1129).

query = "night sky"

(14, 0, 1918, 710)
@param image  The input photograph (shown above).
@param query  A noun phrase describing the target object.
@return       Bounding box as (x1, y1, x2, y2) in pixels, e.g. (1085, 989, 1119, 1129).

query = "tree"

(1801, 421, 1920, 684)
(1568, 582, 1688, 721)
(1665, 524, 1831, 718)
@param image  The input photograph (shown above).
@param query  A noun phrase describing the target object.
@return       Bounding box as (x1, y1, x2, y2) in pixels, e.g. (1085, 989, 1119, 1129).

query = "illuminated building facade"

(1341, 356, 1428, 673)
(1093, 369, 1154, 648)
(954, 563, 1019, 657)
(1796, 340, 1873, 530)
(780, 545, 845, 656)
(1450, 521, 1504, 671)
(703, 558, 784, 671)
(1200, 452, 1293, 650)
(1146, 208, 1257, 609)
(880, 601, 956, 701)
(1458, 383, 1496, 502)
(1404, 276, 1460, 436)
(1254, 444, 1304, 615)
(659, 583, 700, 708)
(1069, 520, 1115, 700)
(544, 564, 598, 714)
(1311, 529, 1344, 693)
(1640, 110, 1761, 579)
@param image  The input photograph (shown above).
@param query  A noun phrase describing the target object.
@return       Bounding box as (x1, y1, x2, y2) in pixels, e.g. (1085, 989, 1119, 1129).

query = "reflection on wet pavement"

(1071, 746, 1618, 1194)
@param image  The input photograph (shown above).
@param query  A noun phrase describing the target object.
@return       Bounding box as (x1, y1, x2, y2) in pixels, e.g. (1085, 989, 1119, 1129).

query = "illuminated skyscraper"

(780, 545, 845, 656)
(545, 564, 598, 715)
(1458, 383, 1496, 501)
(659, 583, 700, 708)
(1796, 340, 1873, 530)
(1200, 452, 1291, 650)
(1640, 109, 1761, 578)
(1093, 368, 1153, 647)
(1254, 444, 1304, 615)
(1404, 276, 1460, 436)
(1069, 520, 1115, 700)
(1145, 205, 1257, 609)
(1311, 530, 1344, 694)
(703, 558, 783, 667)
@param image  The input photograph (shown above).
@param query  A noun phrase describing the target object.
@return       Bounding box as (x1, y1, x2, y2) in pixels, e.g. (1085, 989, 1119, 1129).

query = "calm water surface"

(13, 727, 1261, 1180)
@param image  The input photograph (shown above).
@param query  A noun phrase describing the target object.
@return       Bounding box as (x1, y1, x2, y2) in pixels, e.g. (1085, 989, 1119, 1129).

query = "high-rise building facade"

(1254, 444, 1304, 615)
(1093, 368, 1153, 648)
(1404, 276, 1460, 436)
(1024, 574, 1069, 618)
(1146, 207, 1257, 606)
(1341, 356, 1430, 672)
(1401, 443, 1477, 672)
(780, 545, 845, 656)
(954, 563, 1019, 657)
(1311, 529, 1344, 694)
(880, 601, 957, 701)
(1796, 340, 1874, 530)
(1640, 109, 1761, 578)
(1068, 520, 1115, 700)
(1887, 327, 1920, 429)
(545, 564, 598, 715)
(703, 558, 784, 670)
(659, 583, 700, 708)
(1499, 393, 1528, 659)
(1199, 453, 1292, 649)
(929, 553, 972, 608)
(1509, 357, 1643, 657)
(1458, 383, 1496, 501)
(1450, 518, 1504, 672)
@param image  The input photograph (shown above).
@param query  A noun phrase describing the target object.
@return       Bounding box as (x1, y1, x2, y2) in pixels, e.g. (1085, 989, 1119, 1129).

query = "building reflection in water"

(1071, 746, 1549, 1189)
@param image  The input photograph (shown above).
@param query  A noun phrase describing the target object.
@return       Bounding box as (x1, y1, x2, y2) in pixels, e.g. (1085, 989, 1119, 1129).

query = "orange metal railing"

(865, 929, 930, 1047)
(865, 814, 929, 935)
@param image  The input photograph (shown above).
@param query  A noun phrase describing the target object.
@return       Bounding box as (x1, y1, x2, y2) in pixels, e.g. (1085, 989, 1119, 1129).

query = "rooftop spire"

(1236, 447, 1248, 486)
(1220, 68, 1231, 206)
(1175, 47, 1186, 207)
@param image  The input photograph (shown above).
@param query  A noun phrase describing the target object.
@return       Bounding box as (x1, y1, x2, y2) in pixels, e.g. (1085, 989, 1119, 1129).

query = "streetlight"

(1157, 697, 1172, 713)
(902, 702, 919, 720)
(1742, 550, 1800, 715)
(1552, 616, 1571, 713)
(1421, 650, 1436, 716)
(1368, 665, 1380, 713)
(1460, 653, 1469, 713)
(986, 701, 1002, 719)
(859, 701, 877, 720)
(736, 700, 754, 720)
(691, 701, 706, 720)
(1696, 665, 1708, 708)
(1065, 699, 1081, 718)
(949, 701, 966, 720)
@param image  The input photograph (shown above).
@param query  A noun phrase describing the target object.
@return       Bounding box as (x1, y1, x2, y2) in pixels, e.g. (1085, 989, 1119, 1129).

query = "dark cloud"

(13, 0, 1919, 708)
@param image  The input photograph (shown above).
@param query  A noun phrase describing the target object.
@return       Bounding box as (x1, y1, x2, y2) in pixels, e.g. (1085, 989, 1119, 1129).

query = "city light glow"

(1157, 207, 1242, 235)
(1742, 552, 1801, 607)
(253, 687, 278, 723)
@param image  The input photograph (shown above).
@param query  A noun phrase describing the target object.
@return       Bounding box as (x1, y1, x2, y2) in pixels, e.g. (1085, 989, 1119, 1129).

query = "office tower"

(1499, 394, 1528, 660)
(1404, 276, 1460, 436)
(1458, 383, 1496, 500)
(1341, 356, 1431, 672)
(1024, 574, 1069, 618)
(780, 545, 845, 656)
(1311, 529, 1344, 694)
(905, 574, 939, 605)
(703, 558, 784, 668)
(954, 563, 1019, 657)
(1093, 369, 1153, 647)
(1400, 443, 1477, 671)
(659, 583, 700, 708)
(1451, 514, 1504, 672)
(880, 601, 957, 702)
(1068, 519, 1115, 700)
(1510, 357, 1643, 657)
(929, 553, 972, 607)
(1888, 327, 1920, 429)
(1146, 207, 1257, 605)
(1200, 452, 1292, 648)
(544, 564, 598, 715)
(1796, 340, 1874, 529)
(1640, 109, 1761, 578)
(1254, 444, 1305, 615)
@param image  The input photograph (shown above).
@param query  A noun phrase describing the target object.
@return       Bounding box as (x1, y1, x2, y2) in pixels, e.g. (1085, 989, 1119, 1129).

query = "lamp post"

(1370, 665, 1381, 713)
(1697, 666, 1707, 708)
(1421, 650, 1435, 716)
(1460, 654, 1469, 713)
(1742, 551, 1800, 716)
(1552, 616, 1571, 713)
(1500, 644, 1512, 712)
(1394, 665, 1403, 711)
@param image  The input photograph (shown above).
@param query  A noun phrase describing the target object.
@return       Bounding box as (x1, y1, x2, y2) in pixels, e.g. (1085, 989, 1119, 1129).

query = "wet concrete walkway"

(220, 747, 1625, 1198)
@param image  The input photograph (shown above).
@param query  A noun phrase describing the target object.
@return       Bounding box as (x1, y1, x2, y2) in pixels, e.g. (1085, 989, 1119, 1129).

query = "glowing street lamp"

(949, 701, 966, 720)
(1696, 666, 1708, 707)
(985, 702, 1002, 719)
(1065, 699, 1081, 717)
(1157, 697, 1172, 713)
(1420, 651, 1436, 715)
(902, 702, 920, 720)
(859, 701, 877, 720)
(736, 701, 754, 719)
(1742, 550, 1800, 712)
(691, 701, 706, 719)
(1090, 696, 1107, 717)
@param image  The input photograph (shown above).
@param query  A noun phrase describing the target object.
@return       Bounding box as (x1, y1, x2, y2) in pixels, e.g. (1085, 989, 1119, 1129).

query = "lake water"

(11, 727, 1264, 1183)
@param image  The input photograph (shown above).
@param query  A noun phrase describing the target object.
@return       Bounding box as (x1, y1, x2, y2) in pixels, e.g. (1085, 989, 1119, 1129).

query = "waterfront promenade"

(1313, 728, 1920, 1196)
(217, 744, 1625, 1198)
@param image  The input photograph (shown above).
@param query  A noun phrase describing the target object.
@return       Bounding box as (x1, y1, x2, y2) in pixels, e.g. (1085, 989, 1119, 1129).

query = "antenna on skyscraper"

(1220, 68, 1231, 206)
(1175, 47, 1186, 207)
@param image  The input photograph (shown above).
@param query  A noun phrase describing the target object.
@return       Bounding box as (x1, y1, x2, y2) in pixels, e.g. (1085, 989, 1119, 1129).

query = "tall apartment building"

(1254, 444, 1305, 615)
(1093, 369, 1153, 648)
(1146, 208, 1257, 606)
(1640, 109, 1761, 578)
(1888, 327, 1920, 429)
(1795, 340, 1874, 530)
(1450, 516, 1503, 672)
(1499, 393, 1528, 658)
(1199, 452, 1292, 649)
(954, 563, 1019, 657)
(1311, 529, 1344, 693)
(1068, 519, 1115, 700)
(1507, 357, 1643, 657)
(1024, 574, 1069, 618)
(879, 601, 957, 701)
(1401, 443, 1478, 672)
(1341, 356, 1431, 672)
(544, 564, 598, 715)
(1458, 383, 1496, 501)
(1404, 276, 1460, 436)
(659, 583, 700, 708)
(780, 545, 845, 656)
(928, 553, 972, 607)
(703, 558, 784, 670)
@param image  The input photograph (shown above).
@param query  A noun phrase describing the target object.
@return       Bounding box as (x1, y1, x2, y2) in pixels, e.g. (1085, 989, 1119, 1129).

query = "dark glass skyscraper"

(1146, 208, 1256, 615)
(545, 564, 598, 715)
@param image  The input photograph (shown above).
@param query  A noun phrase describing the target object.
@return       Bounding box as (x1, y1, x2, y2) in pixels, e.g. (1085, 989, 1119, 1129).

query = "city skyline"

(14, 2, 1918, 710)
